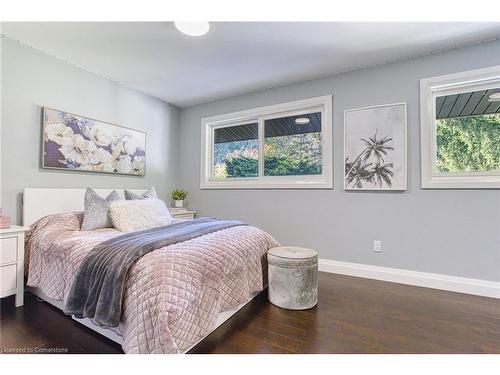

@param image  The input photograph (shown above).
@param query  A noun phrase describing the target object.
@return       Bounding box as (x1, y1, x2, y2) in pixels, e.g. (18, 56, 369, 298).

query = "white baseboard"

(318, 259, 500, 299)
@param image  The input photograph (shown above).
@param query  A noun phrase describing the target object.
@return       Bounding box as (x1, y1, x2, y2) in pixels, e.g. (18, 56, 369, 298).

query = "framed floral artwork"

(344, 103, 407, 191)
(42, 107, 146, 176)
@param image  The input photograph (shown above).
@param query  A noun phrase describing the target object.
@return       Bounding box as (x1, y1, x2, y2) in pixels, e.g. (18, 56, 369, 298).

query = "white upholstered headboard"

(23, 188, 146, 227)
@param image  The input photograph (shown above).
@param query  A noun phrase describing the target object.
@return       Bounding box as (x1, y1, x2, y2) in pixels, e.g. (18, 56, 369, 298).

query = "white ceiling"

(2, 22, 500, 107)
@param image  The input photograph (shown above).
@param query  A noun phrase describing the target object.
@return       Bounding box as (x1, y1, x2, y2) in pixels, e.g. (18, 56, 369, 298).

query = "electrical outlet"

(373, 240, 382, 252)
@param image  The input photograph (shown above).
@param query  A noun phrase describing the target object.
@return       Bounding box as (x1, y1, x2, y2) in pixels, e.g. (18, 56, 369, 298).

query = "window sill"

(200, 178, 333, 190)
(422, 174, 500, 189)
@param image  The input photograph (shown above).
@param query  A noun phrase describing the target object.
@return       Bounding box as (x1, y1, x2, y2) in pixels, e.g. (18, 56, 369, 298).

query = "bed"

(23, 188, 278, 353)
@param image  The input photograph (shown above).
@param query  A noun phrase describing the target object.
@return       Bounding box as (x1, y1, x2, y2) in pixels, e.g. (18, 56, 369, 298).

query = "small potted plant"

(171, 188, 188, 208)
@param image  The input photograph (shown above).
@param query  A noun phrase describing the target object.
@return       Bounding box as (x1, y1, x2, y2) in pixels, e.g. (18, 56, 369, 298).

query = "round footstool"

(267, 246, 318, 310)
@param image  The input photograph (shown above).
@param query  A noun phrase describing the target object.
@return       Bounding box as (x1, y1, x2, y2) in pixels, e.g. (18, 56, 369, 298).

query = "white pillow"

(109, 199, 173, 232)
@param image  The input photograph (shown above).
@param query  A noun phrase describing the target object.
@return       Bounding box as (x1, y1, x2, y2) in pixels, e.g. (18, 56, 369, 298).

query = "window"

(213, 122, 259, 179)
(420, 66, 500, 188)
(201, 96, 332, 189)
(263, 112, 322, 177)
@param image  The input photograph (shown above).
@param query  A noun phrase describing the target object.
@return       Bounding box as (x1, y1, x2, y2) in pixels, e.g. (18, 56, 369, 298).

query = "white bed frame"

(23, 187, 260, 353)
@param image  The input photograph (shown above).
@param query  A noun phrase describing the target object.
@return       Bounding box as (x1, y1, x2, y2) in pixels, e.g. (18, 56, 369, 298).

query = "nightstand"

(1, 225, 29, 307)
(169, 208, 197, 220)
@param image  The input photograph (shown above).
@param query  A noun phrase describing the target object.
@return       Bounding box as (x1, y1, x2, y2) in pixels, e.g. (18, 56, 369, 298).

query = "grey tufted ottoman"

(267, 246, 318, 310)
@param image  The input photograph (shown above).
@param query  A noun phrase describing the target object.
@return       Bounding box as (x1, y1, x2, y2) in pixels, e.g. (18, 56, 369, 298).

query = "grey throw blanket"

(64, 218, 245, 327)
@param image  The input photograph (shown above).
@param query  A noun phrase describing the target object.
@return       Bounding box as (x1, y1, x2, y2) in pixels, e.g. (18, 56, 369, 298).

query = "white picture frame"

(344, 103, 407, 191)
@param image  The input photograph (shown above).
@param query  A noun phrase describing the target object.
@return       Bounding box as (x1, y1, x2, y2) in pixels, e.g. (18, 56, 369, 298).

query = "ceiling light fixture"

(174, 22, 210, 37)
(488, 92, 500, 102)
(295, 117, 310, 125)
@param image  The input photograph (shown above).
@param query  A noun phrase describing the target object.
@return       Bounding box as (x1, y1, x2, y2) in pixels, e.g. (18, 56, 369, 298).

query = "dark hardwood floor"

(1, 272, 499, 354)
(0, 294, 123, 354)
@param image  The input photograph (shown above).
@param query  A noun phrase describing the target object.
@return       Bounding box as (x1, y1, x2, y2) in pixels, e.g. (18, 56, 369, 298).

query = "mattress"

(25, 212, 279, 353)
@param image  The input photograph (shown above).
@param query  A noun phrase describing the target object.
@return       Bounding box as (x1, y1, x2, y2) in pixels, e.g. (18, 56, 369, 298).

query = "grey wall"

(1, 35, 498, 281)
(179, 40, 500, 282)
(1, 37, 180, 224)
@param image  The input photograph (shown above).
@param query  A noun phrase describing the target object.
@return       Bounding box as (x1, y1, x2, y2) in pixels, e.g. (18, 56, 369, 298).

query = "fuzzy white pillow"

(109, 199, 173, 232)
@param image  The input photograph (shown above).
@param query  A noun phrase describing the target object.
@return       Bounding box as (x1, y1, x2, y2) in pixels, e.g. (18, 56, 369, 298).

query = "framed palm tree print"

(344, 103, 407, 191)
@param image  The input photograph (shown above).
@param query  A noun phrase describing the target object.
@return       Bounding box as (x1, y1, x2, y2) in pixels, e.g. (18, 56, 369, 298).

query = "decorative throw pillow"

(109, 199, 173, 232)
(124, 187, 158, 200)
(81, 189, 121, 230)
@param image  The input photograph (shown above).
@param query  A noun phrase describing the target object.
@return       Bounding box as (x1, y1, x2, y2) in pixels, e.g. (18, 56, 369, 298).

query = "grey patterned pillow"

(124, 187, 158, 200)
(81, 188, 121, 230)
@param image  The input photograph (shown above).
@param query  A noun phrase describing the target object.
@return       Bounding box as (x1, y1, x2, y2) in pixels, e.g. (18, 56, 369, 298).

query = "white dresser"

(0, 225, 29, 307)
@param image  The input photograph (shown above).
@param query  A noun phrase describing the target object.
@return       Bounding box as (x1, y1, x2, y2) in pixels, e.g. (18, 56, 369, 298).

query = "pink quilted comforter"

(25, 212, 279, 353)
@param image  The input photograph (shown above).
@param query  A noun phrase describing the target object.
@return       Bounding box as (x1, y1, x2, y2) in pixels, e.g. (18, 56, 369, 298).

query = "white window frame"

(200, 95, 333, 189)
(420, 65, 500, 189)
